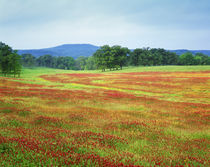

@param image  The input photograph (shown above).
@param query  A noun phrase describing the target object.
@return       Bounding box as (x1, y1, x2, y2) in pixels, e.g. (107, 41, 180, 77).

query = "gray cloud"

(0, 0, 210, 49)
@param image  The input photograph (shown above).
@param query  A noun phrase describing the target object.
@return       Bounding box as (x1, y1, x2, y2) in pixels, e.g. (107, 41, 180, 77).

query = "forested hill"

(17, 44, 99, 59)
(17, 44, 210, 58)
(170, 50, 210, 56)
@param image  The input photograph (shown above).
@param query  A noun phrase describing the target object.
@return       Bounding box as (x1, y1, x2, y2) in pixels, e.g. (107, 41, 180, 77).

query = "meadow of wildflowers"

(0, 66, 209, 166)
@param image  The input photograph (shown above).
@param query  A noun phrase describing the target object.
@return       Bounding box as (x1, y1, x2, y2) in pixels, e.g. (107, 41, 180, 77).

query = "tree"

(178, 52, 195, 65)
(0, 42, 22, 77)
(141, 48, 150, 66)
(62, 57, 75, 70)
(93, 45, 129, 71)
(22, 54, 36, 67)
(165, 52, 179, 65)
(0, 42, 12, 75)
(36, 55, 54, 67)
(75, 56, 87, 70)
(93, 45, 111, 71)
(194, 55, 202, 65)
(195, 53, 210, 65)
(85, 56, 96, 70)
(8, 51, 22, 77)
(111, 45, 130, 70)
(130, 48, 143, 66)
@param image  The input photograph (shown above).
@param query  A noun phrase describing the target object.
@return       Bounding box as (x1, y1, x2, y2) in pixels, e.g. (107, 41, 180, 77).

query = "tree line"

(94, 46, 210, 70)
(1, 42, 210, 76)
(130, 48, 210, 66)
(22, 54, 96, 70)
(22, 46, 210, 71)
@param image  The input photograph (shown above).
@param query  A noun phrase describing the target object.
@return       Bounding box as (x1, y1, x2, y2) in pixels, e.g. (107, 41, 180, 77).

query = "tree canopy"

(129, 48, 179, 66)
(93, 45, 129, 71)
(0, 42, 22, 77)
(2, 41, 209, 74)
(22, 54, 36, 67)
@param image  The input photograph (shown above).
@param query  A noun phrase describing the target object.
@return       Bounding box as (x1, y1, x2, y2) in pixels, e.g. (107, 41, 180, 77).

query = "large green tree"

(93, 45, 129, 71)
(93, 45, 110, 71)
(0, 42, 22, 77)
(111, 45, 130, 70)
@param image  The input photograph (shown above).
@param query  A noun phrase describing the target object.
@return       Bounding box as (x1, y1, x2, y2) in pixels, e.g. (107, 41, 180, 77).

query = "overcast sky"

(0, 0, 210, 50)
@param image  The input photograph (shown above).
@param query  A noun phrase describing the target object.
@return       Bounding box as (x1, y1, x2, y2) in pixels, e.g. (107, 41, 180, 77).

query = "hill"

(17, 44, 210, 58)
(17, 44, 99, 59)
(170, 49, 210, 56)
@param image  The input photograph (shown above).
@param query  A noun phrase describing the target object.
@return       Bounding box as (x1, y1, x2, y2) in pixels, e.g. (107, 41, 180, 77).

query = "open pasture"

(0, 66, 210, 166)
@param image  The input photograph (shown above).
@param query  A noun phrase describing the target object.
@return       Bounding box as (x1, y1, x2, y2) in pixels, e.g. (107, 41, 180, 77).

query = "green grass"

(0, 65, 209, 166)
(113, 65, 210, 73)
(17, 65, 210, 80)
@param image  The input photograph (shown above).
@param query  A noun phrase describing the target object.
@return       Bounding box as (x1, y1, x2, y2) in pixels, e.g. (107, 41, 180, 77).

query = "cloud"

(0, 0, 210, 49)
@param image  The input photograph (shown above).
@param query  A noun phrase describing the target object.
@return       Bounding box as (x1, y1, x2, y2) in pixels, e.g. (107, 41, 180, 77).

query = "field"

(0, 66, 210, 166)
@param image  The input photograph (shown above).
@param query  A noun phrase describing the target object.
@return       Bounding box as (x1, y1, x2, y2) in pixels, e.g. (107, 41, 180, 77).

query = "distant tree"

(111, 45, 130, 70)
(62, 57, 75, 70)
(22, 54, 36, 67)
(149, 48, 161, 66)
(93, 45, 110, 71)
(93, 45, 129, 71)
(165, 52, 179, 65)
(85, 56, 96, 70)
(178, 52, 195, 65)
(75, 56, 88, 70)
(194, 54, 202, 65)
(36, 56, 44, 66)
(130, 48, 143, 66)
(141, 47, 150, 66)
(37, 55, 54, 67)
(195, 53, 210, 65)
(8, 51, 22, 77)
(38, 56, 75, 70)
(129, 47, 179, 66)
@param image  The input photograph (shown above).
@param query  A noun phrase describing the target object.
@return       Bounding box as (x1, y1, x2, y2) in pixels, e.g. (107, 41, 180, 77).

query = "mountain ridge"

(17, 44, 99, 59)
(17, 44, 210, 58)
(170, 49, 210, 56)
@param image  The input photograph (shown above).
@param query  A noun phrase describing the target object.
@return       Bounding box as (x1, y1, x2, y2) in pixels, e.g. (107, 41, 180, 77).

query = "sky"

(0, 0, 210, 50)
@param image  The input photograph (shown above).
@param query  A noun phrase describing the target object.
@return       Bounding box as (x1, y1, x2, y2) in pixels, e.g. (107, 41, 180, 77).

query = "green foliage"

(36, 55, 76, 70)
(85, 56, 96, 70)
(55, 56, 75, 70)
(194, 53, 210, 65)
(2, 41, 208, 74)
(178, 52, 210, 65)
(179, 52, 195, 65)
(21, 54, 36, 67)
(130, 47, 179, 66)
(36, 55, 55, 67)
(75, 56, 88, 70)
(93, 45, 129, 71)
(0, 42, 22, 77)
